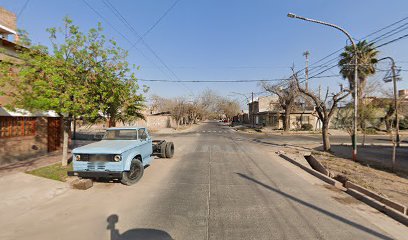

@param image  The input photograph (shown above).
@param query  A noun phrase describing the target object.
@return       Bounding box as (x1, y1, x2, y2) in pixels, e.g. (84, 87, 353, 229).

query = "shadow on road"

(107, 214, 173, 240)
(235, 172, 393, 240)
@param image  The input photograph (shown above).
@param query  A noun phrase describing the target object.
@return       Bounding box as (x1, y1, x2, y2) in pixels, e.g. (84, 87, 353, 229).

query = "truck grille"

(80, 154, 115, 162)
(87, 162, 106, 171)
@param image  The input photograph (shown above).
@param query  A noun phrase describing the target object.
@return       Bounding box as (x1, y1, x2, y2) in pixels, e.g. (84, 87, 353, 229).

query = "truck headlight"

(75, 155, 81, 161)
(114, 155, 121, 162)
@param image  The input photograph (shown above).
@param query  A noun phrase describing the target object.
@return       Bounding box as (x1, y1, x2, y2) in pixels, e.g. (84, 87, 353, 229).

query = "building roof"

(0, 22, 16, 35)
(0, 107, 59, 117)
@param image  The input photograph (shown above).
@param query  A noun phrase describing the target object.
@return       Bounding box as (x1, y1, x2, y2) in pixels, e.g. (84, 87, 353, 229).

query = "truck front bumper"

(67, 171, 122, 179)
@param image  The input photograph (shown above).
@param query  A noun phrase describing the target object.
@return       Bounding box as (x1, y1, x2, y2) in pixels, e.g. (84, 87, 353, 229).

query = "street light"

(378, 57, 400, 147)
(287, 13, 359, 161)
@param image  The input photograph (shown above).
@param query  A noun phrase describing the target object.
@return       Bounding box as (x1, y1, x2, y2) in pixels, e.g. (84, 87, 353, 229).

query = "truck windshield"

(103, 130, 138, 140)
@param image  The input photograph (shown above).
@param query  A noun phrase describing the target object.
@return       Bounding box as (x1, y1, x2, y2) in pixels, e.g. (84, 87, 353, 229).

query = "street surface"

(0, 121, 407, 240)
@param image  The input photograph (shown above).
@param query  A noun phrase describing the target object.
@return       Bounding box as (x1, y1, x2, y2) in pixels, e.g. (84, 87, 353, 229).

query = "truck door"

(137, 128, 151, 160)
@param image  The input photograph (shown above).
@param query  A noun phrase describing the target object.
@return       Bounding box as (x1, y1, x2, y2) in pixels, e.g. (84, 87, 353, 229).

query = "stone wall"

(0, 117, 48, 166)
(129, 115, 176, 130)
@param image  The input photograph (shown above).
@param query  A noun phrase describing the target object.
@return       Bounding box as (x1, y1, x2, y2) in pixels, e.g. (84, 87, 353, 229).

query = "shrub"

(364, 127, 377, 135)
(301, 123, 313, 131)
(399, 117, 408, 130)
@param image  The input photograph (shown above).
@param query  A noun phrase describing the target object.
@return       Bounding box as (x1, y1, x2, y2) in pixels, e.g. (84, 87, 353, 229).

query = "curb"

(278, 153, 343, 189)
(279, 153, 408, 226)
(347, 188, 408, 226)
(345, 181, 407, 215)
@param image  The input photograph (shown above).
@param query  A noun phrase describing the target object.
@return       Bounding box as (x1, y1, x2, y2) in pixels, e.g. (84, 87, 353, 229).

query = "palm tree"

(338, 40, 379, 99)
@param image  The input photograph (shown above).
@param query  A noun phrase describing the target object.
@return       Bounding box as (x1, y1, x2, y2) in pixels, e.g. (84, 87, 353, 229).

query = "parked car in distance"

(68, 127, 174, 185)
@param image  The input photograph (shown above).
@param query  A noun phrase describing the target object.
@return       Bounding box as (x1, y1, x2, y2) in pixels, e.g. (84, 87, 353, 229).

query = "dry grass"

(317, 155, 408, 205)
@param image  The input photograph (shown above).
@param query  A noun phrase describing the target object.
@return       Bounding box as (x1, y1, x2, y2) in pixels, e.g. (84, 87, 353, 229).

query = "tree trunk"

(108, 117, 116, 127)
(61, 118, 71, 166)
(283, 108, 291, 132)
(362, 120, 367, 147)
(322, 121, 331, 151)
(72, 116, 77, 140)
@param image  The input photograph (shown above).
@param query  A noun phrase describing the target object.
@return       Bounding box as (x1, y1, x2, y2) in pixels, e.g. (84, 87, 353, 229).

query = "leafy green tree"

(0, 17, 145, 166)
(338, 40, 379, 100)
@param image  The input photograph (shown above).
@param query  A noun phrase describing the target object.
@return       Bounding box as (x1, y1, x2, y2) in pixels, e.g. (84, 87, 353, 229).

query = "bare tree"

(293, 72, 350, 151)
(170, 98, 187, 128)
(217, 99, 240, 121)
(199, 89, 222, 119)
(262, 79, 298, 131)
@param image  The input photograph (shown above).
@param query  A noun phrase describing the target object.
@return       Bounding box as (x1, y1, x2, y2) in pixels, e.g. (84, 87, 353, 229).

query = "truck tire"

(121, 158, 144, 185)
(165, 142, 174, 158)
(159, 142, 167, 158)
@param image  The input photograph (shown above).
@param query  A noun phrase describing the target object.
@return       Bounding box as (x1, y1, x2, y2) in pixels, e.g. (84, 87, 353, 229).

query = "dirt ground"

(312, 152, 408, 207)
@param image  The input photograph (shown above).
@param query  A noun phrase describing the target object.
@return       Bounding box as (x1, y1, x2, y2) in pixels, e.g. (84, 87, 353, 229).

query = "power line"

(81, 0, 173, 80)
(137, 75, 340, 83)
(17, 0, 30, 17)
(370, 23, 408, 44)
(101, 0, 194, 96)
(295, 15, 408, 80)
(376, 33, 408, 48)
(128, 0, 182, 51)
(363, 16, 408, 40)
(103, 0, 180, 80)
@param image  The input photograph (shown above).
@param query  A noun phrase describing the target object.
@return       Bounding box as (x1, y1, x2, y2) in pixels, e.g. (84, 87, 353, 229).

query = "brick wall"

(0, 7, 16, 32)
(0, 117, 48, 165)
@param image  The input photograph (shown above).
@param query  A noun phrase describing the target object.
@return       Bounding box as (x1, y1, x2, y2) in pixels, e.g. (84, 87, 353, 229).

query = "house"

(248, 95, 320, 130)
(0, 7, 62, 165)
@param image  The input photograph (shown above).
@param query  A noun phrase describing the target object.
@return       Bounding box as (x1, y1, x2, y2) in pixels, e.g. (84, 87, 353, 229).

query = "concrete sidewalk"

(0, 173, 70, 223)
(0, 151, 67, 176)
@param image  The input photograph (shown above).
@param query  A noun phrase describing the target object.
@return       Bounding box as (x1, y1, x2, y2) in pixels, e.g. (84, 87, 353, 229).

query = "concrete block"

(346, 188, 408, 226)
(305, 154, 330, 176)
(345, 181, 407, 215)
(71, 178, 93, 190)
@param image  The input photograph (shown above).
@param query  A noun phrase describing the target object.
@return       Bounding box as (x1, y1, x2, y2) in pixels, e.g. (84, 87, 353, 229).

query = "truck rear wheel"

(165, 142, 174, 158)
(121, 159, 144, 185)
(159, 142, 167, 158)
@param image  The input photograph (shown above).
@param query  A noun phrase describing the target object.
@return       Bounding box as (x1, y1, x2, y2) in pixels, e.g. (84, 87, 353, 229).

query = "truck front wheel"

(121, 159, 144, 185)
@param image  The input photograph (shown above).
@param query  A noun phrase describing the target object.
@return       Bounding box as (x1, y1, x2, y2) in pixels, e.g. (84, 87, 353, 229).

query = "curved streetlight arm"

(287, 13, 356, 48)
(378, 56, 395, 65)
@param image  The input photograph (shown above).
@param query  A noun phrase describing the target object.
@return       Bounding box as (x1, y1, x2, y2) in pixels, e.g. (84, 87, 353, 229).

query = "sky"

(1, 0, 408, 108)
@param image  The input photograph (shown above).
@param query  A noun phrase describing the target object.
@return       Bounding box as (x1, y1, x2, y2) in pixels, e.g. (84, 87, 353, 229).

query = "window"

(296, 116, 309, 123)
(0, 117, 36, 138)
(103, 129, 138, 140)
(138, 129, 147, 140)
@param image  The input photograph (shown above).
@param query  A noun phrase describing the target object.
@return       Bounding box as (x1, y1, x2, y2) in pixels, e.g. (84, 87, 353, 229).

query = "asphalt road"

(1, 122, 406, 240)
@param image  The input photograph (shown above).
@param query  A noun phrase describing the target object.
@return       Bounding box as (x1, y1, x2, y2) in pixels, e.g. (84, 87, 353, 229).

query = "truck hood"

(73, 140, 143, 154)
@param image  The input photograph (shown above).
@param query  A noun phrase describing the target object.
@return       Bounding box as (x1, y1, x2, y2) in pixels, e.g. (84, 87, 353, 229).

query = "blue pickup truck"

(68, 127, 174, 185)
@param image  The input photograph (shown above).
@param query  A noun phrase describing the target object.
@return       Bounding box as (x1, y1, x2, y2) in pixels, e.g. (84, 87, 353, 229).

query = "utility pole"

(303, 51, 310, 91)
(251, 92, 254, 128)
(391, 62, 400, 147)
